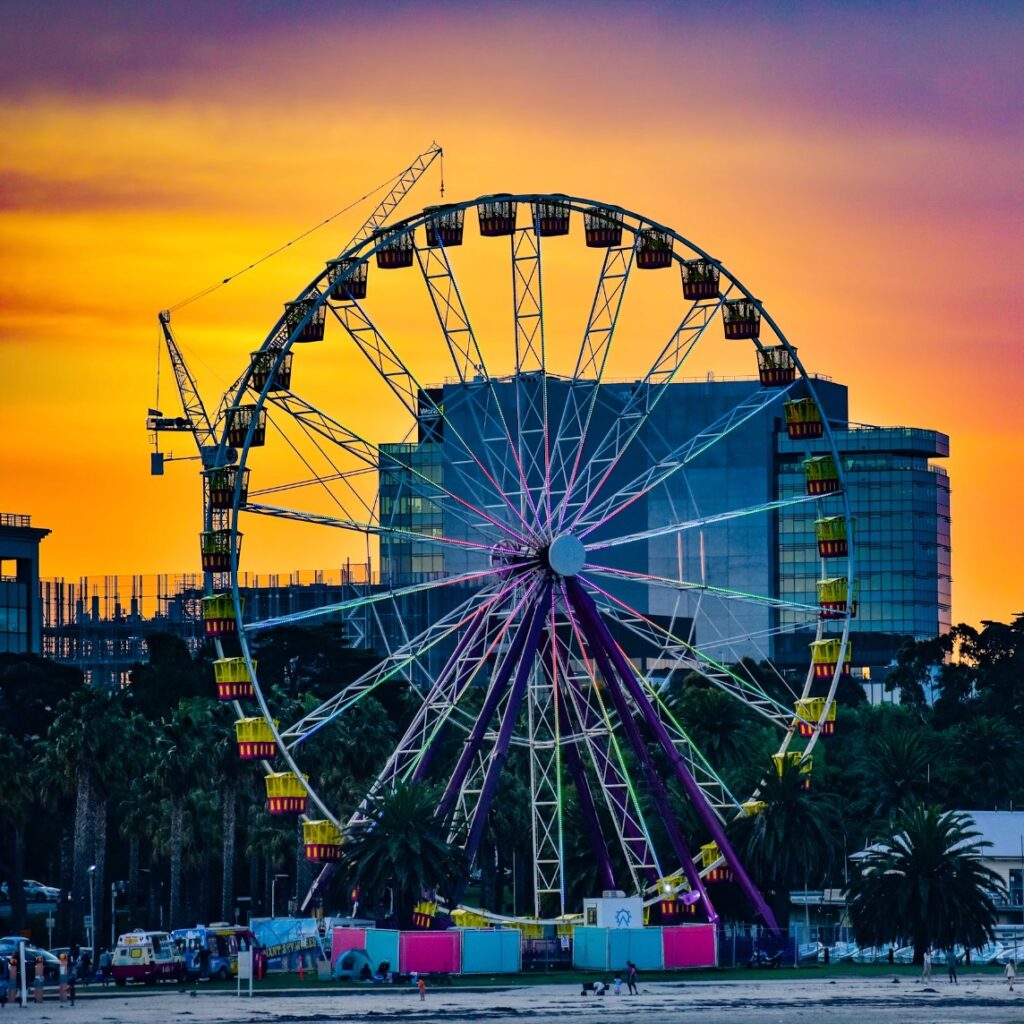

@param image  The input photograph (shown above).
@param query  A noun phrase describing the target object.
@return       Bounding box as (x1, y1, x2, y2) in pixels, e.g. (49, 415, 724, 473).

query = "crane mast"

(147, 142, 444, 474)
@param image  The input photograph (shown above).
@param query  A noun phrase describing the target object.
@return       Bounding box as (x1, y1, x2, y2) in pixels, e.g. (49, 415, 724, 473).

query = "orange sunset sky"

(1, 1, 1021, 628)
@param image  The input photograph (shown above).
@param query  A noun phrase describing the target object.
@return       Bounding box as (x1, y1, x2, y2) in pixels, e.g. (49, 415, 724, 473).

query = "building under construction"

(41, 564, 375, 686)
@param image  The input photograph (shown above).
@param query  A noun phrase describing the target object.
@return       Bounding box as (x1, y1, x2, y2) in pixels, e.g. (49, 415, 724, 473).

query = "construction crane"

(147, 142, 444, 476)
(147, 310, 220, 474)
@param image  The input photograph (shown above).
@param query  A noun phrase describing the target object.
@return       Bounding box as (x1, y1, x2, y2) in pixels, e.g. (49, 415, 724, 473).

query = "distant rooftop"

(0, 513, 32, 528)
(961, 811, 1024, 858)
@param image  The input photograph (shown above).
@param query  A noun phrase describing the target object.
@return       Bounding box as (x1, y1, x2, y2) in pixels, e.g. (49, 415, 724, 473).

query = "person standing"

(33, 956, 44, 1003)
(627, 961, 638, 995)
(0, 957, 8, 1010)
(417, 976, 426, 1002)
(921, 949, 932, 981)
(1005, 959, 1016, 992)
(947, 949, 958, 985)
(68, 954, 78, 1007)
(5, 958, 14, 1006)
(58, 954, 68, 1006)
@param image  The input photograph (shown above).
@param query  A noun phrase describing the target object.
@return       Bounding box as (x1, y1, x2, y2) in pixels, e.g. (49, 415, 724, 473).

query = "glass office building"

(378, 376, 951, 690)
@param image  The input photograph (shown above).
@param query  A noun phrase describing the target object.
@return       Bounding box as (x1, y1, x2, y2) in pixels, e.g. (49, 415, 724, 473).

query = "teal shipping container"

(365, 929, 400, 971)
(460, 929, 521, 973)
(609, 927, 663, 971)
(573, 927, 664, 971)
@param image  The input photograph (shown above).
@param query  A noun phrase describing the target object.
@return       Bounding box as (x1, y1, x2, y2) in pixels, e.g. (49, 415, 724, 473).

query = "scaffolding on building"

(40, 563, 375, 687)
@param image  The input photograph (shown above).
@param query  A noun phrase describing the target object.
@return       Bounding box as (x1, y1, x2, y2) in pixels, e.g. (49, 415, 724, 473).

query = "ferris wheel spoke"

(260, 404, 377, 524)
(353, 580, 543, 816)
(445, 588, 551, 884)
(581, 575, 793, 727)
(511, 225, 552, 529)
(567, 576, 781, 930)
(583, 563, 820, 616)
(402, 577, 546, 785)
(328, 298, 536, 537)
(245, 564, 519, 636)
(555, 686, 616, 893)
(436, 583, 549, 823)
(574, 381, 796, 539)
(281, 578, 520, 746)
(571, 583, 780, 810)
(549, 246, 635, 532)
(241, 500, 510, 557)
(554, 591, 662, 889)
(248, 466, 376, 499)
(563, 579, 718, 919)
(584, 493, 820, 551)
(561, 291, 730, 528)
(415, 244, 540, 527)
(264, 389, 529, 545)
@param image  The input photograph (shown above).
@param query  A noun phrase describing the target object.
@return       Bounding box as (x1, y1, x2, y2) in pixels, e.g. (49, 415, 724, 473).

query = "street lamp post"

(271, 874, 288, 918)
(87, 865, 97, 968)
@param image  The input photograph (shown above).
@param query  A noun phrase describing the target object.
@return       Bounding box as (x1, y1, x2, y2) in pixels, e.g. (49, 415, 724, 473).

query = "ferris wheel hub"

(546, 534, 586, 577)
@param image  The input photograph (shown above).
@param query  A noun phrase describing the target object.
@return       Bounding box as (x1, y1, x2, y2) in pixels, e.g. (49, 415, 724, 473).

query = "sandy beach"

(7, 975, 1020, 1023)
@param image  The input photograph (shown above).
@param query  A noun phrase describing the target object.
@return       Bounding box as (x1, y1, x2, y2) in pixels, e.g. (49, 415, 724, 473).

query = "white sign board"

(83, 915, 93, 929)
(237, 948, 253, 980)
(582, 896, 644, 929)
(236, 948, 253, 998)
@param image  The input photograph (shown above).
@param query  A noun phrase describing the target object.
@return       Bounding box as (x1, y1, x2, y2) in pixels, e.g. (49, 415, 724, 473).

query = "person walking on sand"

(627, 960, 638, 995)
(921, 948, 932, 981)
(1005, 959, 1016, 992)
(947, 949, 958, 985)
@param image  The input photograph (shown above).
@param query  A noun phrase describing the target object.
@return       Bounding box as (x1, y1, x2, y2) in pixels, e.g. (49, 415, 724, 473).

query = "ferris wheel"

(197, 190, 856, 930)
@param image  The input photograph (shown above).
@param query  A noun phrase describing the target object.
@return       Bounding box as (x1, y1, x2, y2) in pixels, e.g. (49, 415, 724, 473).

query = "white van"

(111, 930, 185, 986)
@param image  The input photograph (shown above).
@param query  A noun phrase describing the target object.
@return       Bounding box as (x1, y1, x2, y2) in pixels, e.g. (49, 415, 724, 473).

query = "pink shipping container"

(662, 924, 718, 968)
(331, 927, 367, 965)
(399, 931, 462, 975)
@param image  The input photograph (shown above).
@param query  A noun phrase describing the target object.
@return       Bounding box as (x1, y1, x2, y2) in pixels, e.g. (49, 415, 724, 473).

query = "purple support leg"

(436, 585, 542, 820)
(462, 589, 550, 866)
(568, 577, 779, 932)
(410, 627, 488, 783)
(559, 645, 660, 885)
(565, 582, 718, 922)
(554, 673, 616, 893)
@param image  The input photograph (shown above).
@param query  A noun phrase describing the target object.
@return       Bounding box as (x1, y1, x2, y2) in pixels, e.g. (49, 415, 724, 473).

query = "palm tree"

(729, 757, 840, 922)
(853, 714, 935, 823)
(153, 697, 220, 927)
(847, 805, 1005, 963)
(940, 716, 1024, 807)
(0, 732, 30, 930)
(338, 782, 466, 928)
(49, 688, 139, 943)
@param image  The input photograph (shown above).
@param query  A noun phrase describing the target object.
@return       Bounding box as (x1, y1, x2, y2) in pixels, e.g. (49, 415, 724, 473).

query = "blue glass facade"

(775, 425, 952, 675)
(378, 376, 951, 688)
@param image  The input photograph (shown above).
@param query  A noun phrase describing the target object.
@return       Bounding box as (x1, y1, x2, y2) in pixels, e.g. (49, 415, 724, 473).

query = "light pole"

(87, 865, 97, 968)
(271, 874, 288, 918)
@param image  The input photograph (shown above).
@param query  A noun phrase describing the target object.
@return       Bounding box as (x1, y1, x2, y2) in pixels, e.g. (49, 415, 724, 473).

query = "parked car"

(0, 938, 61, 981)
(0, 880, 60, 902)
